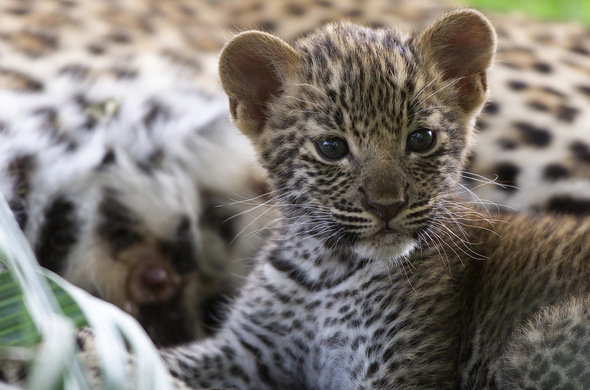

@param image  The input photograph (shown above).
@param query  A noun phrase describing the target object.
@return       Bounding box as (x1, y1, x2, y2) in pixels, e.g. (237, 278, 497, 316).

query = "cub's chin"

(353, 230, 417, 262)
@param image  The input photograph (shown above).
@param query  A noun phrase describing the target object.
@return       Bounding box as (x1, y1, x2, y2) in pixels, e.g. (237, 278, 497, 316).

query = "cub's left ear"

(419, 9, 496, 113)
(219, 31, 299, 141)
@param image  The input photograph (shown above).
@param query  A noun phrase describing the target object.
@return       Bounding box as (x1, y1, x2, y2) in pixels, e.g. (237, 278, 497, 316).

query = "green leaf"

(0, 264, 39, 348)
(45, 277, 87, 329)
(0, 266, 87, 349)
(0, 191, 174, 389)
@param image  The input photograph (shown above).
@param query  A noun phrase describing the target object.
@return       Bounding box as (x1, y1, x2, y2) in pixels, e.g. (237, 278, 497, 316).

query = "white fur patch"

(353, 236, 417, 262)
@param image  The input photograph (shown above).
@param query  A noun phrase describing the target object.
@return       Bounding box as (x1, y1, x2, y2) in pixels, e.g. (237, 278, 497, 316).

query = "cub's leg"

(493, 297, 590, 389)
(160, 275, 299, 390)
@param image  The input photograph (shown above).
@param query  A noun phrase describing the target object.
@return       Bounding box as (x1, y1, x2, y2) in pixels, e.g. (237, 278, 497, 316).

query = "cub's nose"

(361, 194, 406, 223)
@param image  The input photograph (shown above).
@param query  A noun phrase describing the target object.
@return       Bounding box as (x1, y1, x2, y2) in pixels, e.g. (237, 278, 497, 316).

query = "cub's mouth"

(370, 227, 407, 246)
(354, 225, 417, 261)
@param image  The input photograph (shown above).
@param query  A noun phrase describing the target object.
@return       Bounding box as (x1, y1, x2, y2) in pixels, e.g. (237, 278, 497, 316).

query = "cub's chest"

(276, 269, 418, 381)
(257, 244, 461, 386)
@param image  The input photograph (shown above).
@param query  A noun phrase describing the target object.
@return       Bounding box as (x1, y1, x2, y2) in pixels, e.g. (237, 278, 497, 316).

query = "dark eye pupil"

(316, 138, 349, 161)
(408, 129, 435, 153)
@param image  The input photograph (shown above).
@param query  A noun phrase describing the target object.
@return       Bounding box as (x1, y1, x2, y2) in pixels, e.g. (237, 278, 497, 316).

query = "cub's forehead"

(288, 24, 438, 138)
(294, 23, 422, 82)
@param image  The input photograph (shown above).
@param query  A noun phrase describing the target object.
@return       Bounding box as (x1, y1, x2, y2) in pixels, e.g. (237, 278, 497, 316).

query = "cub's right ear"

(219, 31, 299, 140)
(418, 9, 496, 113)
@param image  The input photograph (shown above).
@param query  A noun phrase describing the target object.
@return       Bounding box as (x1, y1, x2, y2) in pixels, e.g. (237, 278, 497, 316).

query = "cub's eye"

(315, 137, 349, 161)
(407, 128, 436, 153)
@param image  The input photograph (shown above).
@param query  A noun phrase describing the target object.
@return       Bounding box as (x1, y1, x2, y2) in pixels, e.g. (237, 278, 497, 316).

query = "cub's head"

(219, 10, 495, 261)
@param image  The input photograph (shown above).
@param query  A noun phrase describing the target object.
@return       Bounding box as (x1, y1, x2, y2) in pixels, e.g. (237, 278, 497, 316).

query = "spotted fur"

(215, 0, 590, 216)
(162, 11, 590, 389)
(0, 0, 589, 368)
(1, 0, 589, 220)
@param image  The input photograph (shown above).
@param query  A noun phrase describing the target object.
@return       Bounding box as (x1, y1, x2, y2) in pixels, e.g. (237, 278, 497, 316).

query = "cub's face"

(220, 10, 496, 261)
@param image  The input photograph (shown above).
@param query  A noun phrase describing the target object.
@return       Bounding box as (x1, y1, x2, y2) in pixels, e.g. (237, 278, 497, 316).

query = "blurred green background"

(464, 0, 590, 25)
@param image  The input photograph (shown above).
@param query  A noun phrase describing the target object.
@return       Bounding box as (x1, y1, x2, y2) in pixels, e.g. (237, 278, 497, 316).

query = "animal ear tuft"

(219, 31, 299, 139)
(419, 9, 496, 112)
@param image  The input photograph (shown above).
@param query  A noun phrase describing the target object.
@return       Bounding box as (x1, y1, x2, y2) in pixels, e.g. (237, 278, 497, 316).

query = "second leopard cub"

(163, 10, 590, 389)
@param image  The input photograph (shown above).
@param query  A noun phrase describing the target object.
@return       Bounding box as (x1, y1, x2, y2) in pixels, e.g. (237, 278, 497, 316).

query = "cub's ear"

(419, 9, 496, 113)
(219, 31, 299, 140)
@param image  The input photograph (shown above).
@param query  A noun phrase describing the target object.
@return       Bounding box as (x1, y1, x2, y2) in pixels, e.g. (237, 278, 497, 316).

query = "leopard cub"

(163, 10, 590, 389)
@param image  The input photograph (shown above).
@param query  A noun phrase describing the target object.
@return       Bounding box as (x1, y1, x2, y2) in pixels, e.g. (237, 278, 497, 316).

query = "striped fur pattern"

(0, 73, 268, 345)
(162, 11, 590, 390)
(0, 0, 281, 347)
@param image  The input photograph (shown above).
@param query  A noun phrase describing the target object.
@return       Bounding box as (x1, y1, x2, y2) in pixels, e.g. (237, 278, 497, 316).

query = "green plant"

(0, 194, 174, 390)
(464, 0, 590, 26)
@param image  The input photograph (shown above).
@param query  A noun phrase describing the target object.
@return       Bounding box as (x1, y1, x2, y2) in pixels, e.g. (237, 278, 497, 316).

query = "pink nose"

(141, 266, 169, 288)
(361, 196, 406, 223)
(127, 261, 180, 304)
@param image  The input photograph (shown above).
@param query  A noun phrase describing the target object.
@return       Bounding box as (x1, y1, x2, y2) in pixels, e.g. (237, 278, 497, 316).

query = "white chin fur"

(353, 237, 417, 262)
